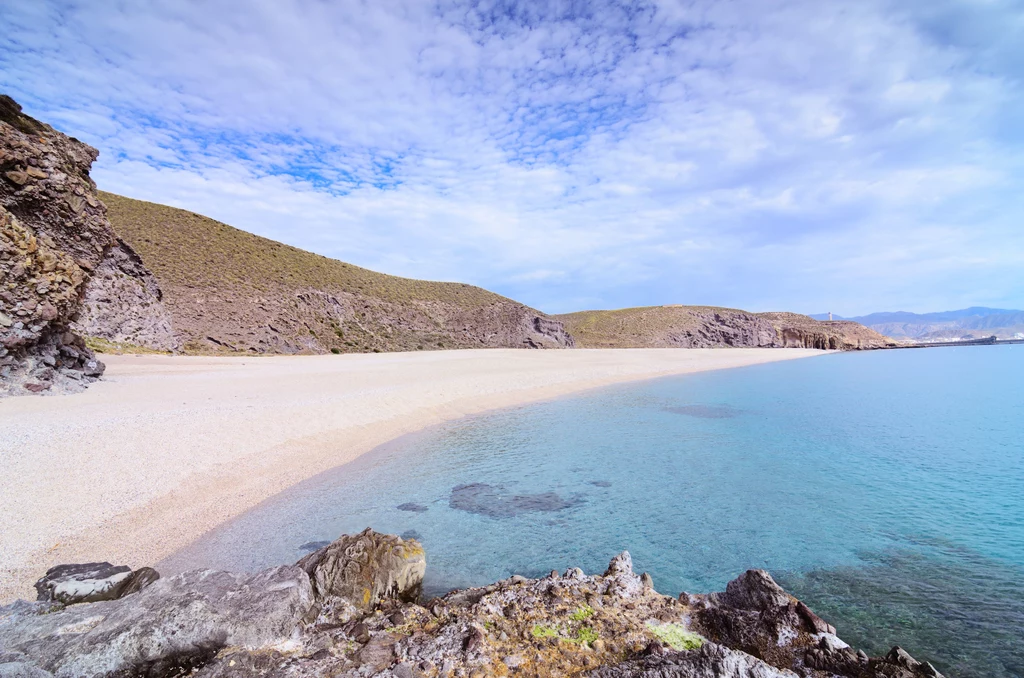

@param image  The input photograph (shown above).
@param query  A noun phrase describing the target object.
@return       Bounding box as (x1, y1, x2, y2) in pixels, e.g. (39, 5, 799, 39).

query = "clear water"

(162, 346, 1024, 678)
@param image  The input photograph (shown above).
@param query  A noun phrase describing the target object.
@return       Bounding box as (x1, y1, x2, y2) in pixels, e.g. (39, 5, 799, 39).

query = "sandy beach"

(0, 347, 825, 602)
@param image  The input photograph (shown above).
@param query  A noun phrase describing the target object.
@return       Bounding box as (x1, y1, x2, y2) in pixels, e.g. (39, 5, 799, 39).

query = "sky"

(2, 0, 1022, 316)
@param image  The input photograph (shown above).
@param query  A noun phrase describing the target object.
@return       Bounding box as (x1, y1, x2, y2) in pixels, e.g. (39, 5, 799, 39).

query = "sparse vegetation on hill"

(96, 192, 572, 354)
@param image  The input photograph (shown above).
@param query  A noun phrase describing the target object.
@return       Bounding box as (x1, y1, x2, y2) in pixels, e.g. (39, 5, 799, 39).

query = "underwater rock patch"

(589, 480, 612, 487)
(449, 482, 584, 518)
(665, 404, 740, 419)
(396, 502, 428, 513)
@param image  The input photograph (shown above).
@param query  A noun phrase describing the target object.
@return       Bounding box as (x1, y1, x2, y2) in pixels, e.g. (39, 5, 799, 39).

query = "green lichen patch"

(573, 626, 599, 645)
(646, 621, 705, 650)
(570, 605, 595, 621)
(531, 624, 559, 639)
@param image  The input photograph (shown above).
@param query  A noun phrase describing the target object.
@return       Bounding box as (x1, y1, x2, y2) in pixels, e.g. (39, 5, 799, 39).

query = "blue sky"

(2, 0, 1022, 315)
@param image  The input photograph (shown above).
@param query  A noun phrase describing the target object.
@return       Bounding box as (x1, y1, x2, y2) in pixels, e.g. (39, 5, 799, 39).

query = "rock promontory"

(555, 306, 894, 350)
(0, 528, 944, 678)
(0, 95, 114, 395)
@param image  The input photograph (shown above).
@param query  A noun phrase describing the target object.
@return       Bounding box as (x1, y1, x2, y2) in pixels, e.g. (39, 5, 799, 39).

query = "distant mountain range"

(810, 307, 1024, 341)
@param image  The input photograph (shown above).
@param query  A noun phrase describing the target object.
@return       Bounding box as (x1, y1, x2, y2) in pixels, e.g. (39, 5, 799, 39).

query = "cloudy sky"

(2, 0, 1022, 315)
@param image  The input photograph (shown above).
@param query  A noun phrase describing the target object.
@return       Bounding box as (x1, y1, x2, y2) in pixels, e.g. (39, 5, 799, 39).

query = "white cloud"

(1, 0, 1022, 315)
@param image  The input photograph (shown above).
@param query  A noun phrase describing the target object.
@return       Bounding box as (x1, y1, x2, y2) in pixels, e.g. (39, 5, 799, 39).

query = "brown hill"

(555, 306, 892, 350)
(85, 192, 572, 354)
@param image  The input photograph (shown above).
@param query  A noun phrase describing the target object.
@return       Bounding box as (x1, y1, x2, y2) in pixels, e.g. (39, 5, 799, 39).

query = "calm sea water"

(163, 346, 1024, 678)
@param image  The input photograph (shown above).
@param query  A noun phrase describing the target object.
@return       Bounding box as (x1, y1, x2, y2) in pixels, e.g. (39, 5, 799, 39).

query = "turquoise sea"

(163, 346, 1024, 678)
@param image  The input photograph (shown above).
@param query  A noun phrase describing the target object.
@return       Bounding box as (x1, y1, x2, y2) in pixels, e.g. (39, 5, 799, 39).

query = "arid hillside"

(556, 306, 892, 350)
(90, 192, 572, 354)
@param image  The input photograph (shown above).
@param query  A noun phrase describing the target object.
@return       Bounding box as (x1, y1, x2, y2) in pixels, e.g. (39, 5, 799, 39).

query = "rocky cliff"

(555, 306, 889, 350)
(757, 313, 894, 350)
(93, 192, 573, 355)
(0, 96, 124, 395)
(0, 529, 946, 678)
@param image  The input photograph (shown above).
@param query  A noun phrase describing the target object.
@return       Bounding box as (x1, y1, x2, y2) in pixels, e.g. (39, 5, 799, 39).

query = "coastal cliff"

(555, 306, 892, 350)
(757, 313, 894, 350)
(0, 529, 944, 678)
(92, 192, 573, 355)
(0, 96, 134, 396)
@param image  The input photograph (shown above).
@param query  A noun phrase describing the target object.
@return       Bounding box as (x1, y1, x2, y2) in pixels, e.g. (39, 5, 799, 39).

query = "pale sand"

(0, 347, 827, 601)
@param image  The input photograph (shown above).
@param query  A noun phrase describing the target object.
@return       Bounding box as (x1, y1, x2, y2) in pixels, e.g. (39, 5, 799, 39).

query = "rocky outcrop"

(557, 306, 891, 351)
(0, 95, 115, 395)
(757, 313, 895, 350)
(73, 238, 178, 351)
(0, 530, 946, 678)
(667, 309, 779, 348)
(298, 528, 426, 620)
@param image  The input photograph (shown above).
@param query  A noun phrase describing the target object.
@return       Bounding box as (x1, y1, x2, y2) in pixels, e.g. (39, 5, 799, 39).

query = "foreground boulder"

(0, 530, 943, 678)
(298, 527, 426, 621)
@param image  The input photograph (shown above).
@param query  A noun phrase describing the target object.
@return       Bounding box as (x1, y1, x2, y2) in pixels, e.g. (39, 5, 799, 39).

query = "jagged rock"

(690, 570, 943, 678)
(0, 532, 947, 678)
(33, 562, 159, 605)
(589, 642, 798, 677)
(720, 569, 793, 610)
(0, 95, 115, 396)
(298, 528, 425, 610)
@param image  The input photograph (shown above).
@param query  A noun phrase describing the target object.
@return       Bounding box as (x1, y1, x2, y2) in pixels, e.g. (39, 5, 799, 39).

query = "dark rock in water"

(396, 502, 428, 513)
(297, 540, 331, 553)
(449, 482, 584, 518)
(590, 480, 612, 487)
(665, 404, 739, 419)
(298, 527, 425, 613)
(34, 562, 159, 605)
(400, 530, 422, 541)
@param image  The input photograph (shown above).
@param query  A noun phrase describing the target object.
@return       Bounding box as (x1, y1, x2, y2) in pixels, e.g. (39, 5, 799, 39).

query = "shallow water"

(163, 346, 1024, 677)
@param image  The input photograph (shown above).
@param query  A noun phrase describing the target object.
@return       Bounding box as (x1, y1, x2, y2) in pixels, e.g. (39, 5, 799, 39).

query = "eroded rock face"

(0, 532, 946, 678)
(73, 238, 178, 351)
(0, 96, 115, 396)
(758, 312, 895, 350)
(669, 309, 780, 348)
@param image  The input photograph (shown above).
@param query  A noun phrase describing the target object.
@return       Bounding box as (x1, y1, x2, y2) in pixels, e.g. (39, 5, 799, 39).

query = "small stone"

(4, 170, 29, 185)
(350, 622, 371, 643)
(25, 167, 47, 179)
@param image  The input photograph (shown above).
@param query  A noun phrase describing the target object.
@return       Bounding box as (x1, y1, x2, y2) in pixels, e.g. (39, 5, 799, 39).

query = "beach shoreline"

(0, 347, 827, 602)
